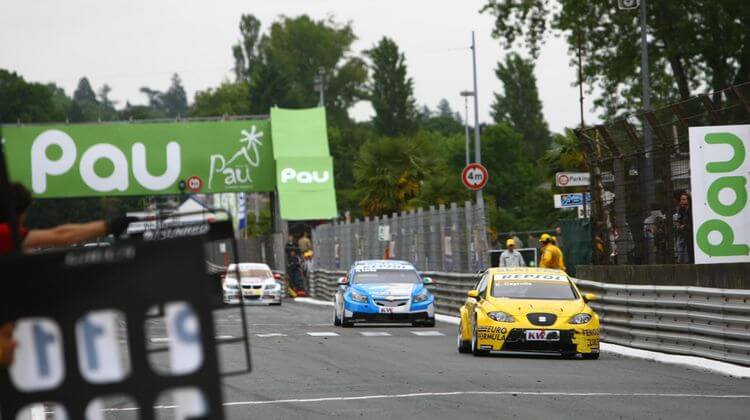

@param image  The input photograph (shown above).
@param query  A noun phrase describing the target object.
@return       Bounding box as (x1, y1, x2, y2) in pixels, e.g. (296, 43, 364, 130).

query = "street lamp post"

(313, 67, 326, 107)
(470, 31, 483, 205)
(460, 90, 474, 166)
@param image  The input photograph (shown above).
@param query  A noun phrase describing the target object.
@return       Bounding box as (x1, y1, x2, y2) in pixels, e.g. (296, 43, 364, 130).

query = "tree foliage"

(492, 53, 550, 160)
(353, 133, 440, 216)
(233, 14, 262, 82)
(482, 0, 750, 117)
(246, 15, 367, 122)
(191, 81, 251, 117)
(366, 37, 417, 137)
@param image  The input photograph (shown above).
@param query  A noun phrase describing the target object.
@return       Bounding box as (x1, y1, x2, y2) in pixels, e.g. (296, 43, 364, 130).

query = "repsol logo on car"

(280, 168, 330, 184)
(31, 130, 180, 193)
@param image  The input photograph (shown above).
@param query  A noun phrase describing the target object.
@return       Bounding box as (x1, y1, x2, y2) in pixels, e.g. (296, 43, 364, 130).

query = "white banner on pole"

(689, 125, 750, 264)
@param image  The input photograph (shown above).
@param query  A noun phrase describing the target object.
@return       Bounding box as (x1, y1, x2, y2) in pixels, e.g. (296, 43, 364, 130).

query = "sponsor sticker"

(493, 273, 568, 282)
(525, 330, 560, 341)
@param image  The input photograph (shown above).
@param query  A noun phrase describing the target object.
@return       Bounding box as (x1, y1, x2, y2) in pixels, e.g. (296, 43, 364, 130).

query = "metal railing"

(309, 269, 750, 366)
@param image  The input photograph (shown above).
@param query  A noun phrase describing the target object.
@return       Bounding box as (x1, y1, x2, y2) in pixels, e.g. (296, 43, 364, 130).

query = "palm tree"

(353, 135, 437, 216)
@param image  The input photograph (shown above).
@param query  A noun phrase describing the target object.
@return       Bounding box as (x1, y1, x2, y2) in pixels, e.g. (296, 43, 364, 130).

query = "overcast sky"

(0, 0, 599, 133)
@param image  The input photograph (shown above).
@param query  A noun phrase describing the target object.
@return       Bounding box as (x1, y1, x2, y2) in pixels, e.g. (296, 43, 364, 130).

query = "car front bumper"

(343, 296, 435, 322)
(475, 322, 600, 354)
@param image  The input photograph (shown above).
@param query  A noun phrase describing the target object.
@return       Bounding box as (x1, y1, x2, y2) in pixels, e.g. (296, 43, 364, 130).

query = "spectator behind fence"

(0, 182, 136, 367)
(298, 231, 312, 253)
(499, 239, 525, 267)
(674, 191, 694, 263)
(643, 204, 666, 264)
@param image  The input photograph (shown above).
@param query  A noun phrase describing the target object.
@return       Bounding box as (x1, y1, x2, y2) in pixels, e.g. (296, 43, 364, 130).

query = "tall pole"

(471, 31, 483, 204)
(640, 0, 655, 207)
(577, 30, 585, 128)
(464, 96, 470, 165)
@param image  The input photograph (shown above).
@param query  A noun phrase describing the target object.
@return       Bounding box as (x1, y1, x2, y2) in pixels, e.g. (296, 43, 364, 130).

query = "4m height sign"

(689, 125, 750, 264)
(1, 120, 276, 197)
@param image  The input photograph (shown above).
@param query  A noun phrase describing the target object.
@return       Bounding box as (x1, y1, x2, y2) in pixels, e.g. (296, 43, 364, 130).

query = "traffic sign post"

(461, 163, 488, 191)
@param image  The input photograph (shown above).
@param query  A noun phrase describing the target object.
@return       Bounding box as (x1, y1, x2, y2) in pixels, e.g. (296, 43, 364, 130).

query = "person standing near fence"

(499, 239, 525, 267)
(674, 192, 694, 263)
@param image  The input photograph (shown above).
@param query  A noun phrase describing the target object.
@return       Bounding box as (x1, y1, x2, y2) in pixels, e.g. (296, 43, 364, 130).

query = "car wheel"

(422, 318, 436, 328)
(582, 352, 600, 360)
(333, 303, 341, 326)
(457, 321, 472, 354)
(561, 352, 577, 359)
(471, 318, 489, 356)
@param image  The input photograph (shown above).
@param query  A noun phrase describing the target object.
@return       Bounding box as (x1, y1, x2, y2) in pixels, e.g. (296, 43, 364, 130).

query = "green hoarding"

(2, 120, 275, 197)
(271, 108, 338, 220)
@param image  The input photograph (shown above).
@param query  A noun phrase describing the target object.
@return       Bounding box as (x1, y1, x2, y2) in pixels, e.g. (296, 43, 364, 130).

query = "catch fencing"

(312, 201, 490, 273)
(205, 233, 285, 271)
(309, 270, 750, 366)
(574, 82, 750, 265)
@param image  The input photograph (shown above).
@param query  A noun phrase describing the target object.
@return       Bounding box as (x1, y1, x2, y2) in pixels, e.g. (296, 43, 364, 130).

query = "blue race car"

(332, 260, 435, 327)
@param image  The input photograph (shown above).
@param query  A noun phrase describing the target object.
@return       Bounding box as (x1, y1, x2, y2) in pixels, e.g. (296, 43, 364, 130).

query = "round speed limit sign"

(461, 163, 488, 191)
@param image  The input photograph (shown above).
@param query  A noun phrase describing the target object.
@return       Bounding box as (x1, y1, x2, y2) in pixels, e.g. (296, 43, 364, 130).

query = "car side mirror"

(467, 290, 480, 299)
(583, 293, 598, 303)
(422, 277, 434, 285)
(337, 277, 349, 285)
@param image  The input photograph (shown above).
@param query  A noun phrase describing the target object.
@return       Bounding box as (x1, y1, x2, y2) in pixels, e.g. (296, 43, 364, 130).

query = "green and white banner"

(1, 120, 275, 197)
(689, 124, 750, 264)
(271, 107, 338, 220)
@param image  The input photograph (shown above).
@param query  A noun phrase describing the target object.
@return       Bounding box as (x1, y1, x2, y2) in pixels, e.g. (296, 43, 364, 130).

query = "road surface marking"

(307, 332, 340, 337)
(256, 333, 287, 337)
(149, 337, 170, 343)
(215, 335, 234, 340)
(411, 331, 445, 337)
(92, 390, 750, 412)
(360, 332, 392, 337)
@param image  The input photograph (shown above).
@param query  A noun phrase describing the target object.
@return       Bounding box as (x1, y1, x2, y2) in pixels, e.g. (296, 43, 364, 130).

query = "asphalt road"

(125, 300, 750, 419)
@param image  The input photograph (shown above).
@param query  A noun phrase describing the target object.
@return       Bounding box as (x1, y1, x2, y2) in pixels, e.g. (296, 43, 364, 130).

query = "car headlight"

(569, 313, 592, 324)
(412, 290, 430, 303)
(487, 311, 515, 322)
(350, 290, 368, 303)
(263, 283, 279, 290)
(224, 281, 239, 290)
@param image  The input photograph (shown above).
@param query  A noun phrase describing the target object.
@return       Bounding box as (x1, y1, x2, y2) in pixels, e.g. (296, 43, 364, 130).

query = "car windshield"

(352, 270, 420, 284)
(226, 269, 272, 279)
(491, 276, 577, 300)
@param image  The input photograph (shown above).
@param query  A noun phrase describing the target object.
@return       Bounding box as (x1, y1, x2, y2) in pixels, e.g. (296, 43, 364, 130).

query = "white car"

(223, 263, 283, 305)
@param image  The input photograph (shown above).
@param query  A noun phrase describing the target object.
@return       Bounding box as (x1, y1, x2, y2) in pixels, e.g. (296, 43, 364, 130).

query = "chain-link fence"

(575, 82, 750, 265)
(205, 233, 285, 271)
(312, 201, 490, 273)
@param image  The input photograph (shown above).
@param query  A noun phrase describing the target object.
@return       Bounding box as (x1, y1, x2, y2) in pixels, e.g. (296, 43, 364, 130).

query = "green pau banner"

(2, 120, 276, 197)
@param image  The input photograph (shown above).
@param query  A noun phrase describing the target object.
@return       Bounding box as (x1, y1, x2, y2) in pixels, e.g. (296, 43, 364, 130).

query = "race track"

(145, 300, 749, 419)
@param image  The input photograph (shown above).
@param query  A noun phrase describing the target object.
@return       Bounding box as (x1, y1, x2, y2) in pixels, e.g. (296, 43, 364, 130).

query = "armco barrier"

(310, 269, 750, 366)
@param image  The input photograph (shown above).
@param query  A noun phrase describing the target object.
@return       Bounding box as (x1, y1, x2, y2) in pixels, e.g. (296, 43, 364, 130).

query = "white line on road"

(256, 333, 288, 337)
(361, 332, 392, 337)
(295, 297, 334, 306)
(72, 390, 750, 413)
(306, 332, 340, 337)
(411, 331, 445, 337)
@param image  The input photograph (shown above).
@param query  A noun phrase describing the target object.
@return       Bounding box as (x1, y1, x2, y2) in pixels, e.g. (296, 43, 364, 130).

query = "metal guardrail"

(309, 269, 750, 366)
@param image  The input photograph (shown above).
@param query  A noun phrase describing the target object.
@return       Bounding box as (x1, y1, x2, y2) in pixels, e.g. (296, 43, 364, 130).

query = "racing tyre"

(582, 352, 600, 360)
(421, 318, 436, 328)
(457, 322, 472, 354)
(471, 319, 489, 356)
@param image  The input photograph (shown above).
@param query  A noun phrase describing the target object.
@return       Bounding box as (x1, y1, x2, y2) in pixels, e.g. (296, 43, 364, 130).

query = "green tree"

(0, 70, 57, 123)
(73, 77, 97, 103)
(233, 14, 262, 82)
(353, 133, 439, 216)
(365, 37, 417, 137)
(420, 99, 464, 137)
(481, 123, 539, 210)
(247, 15, 367, 121)
(492, 53, 550, 161)
(482, 0, 750, 117)
(542, 129, 588, 176)
(191, 81, 251, 117)
(162, 73, 188, 117)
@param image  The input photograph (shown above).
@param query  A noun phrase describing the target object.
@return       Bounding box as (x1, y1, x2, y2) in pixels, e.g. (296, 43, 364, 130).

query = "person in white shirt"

(499, 239, 525, 267)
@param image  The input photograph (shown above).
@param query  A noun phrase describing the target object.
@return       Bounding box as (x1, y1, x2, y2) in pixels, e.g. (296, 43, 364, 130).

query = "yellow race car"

(457, 267, 600, 359)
